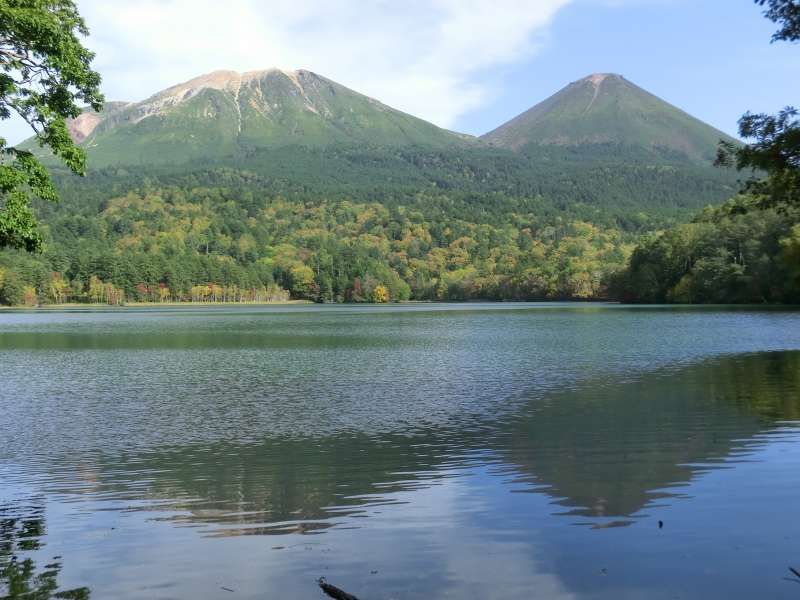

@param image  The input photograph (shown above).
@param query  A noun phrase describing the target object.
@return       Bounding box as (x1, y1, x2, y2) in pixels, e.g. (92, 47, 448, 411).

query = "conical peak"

(579, 73, 623, 87)
(481, 72, 733, 161)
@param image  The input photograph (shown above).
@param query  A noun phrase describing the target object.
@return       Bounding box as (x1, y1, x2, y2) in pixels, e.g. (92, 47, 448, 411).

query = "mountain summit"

(63, 69, 472, 166)
(481, 73, 734, 163)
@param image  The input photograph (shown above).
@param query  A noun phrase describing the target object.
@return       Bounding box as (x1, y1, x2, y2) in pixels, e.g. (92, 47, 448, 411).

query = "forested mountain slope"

(22, 70, 739, 214)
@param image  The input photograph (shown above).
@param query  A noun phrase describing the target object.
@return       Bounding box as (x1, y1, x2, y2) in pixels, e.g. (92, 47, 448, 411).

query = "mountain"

(482, 73, 735, 164)
(1, 71, 752, 306)
(39, 70, 737, 214)
(32, 70, 739, 208)
(55, 69, 473, 167)
(13, 69, 740, 228)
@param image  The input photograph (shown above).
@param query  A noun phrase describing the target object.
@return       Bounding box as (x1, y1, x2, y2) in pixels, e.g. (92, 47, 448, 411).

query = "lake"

(1, 303, 799, 599)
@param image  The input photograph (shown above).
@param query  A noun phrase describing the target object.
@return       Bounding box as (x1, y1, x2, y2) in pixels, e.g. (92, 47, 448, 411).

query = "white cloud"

(76, 0, 572, 129)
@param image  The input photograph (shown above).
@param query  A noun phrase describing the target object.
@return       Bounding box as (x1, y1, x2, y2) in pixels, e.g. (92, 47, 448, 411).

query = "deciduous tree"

(716, 1, 800, 206)
(1, 0, 103, 251)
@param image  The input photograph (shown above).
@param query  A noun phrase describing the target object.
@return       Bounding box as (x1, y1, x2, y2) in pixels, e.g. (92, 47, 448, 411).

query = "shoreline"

(2, 300, 799, 311)
(0, 300, 314, 309)
(1, 299, 610, 310)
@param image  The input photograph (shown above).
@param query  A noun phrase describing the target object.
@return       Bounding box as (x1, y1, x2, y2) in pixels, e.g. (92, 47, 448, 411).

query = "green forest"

(616, 196, 800, 303)
(0, 145, 796, 306)
(0, 161, 638, 305)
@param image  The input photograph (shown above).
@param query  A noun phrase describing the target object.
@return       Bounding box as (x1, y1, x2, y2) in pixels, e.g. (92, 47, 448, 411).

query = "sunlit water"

(1, 303, 799, 599)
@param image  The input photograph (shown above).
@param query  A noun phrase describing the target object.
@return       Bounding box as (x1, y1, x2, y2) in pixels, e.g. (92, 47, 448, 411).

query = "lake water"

(1, 303, 800, 599)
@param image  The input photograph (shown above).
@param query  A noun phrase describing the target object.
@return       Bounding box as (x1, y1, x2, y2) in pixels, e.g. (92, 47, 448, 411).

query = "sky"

(3, 0, 799, 144)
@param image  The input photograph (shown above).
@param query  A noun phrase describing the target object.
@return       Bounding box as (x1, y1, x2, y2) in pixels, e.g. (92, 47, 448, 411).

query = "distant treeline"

(0, 157, 794, 307)
(0, 173, 637, 305)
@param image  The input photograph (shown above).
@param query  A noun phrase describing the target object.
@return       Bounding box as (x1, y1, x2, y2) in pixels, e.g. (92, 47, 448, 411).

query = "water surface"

(1, 303, 799, 599)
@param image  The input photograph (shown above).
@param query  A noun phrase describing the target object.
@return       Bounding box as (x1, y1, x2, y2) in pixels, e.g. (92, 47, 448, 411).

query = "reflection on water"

(504, 350, 800, 519)
(1, 304, 800, 599)
(16, 351, 799, 537)
(0, 498, 90, 599)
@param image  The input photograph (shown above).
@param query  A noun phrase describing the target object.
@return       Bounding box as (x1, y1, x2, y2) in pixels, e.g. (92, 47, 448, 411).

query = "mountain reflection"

(38, 351, 800, 535)
(501, 350, 800, 518)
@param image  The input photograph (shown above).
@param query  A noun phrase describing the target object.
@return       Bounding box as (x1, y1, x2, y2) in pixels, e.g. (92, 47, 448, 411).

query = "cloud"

(581, 0, 685, 6)
(76, 0, 572, 128)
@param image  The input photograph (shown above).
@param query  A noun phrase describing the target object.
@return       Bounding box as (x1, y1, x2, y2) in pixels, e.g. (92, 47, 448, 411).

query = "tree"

(716, 1, 800, 206)
(288, 262, 317, 300)
(1, 0, 103, 251)
(717, 107, 800, 206)
(47, 269, 68, 302)
(781, 223, 800, 289)
(0, 268, 24, 304)
(371, 284, 389, 303)
(757, 0, 800, 42)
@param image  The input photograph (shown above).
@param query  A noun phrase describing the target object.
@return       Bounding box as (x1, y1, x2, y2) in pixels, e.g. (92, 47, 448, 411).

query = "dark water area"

(1, 303, 799, 599)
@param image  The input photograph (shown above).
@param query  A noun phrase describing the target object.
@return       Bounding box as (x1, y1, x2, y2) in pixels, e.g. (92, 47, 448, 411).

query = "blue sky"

(3, 0, 798, 144)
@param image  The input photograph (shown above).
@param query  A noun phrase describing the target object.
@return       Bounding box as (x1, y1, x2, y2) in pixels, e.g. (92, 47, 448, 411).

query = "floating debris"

(318, 577, 359, 600)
